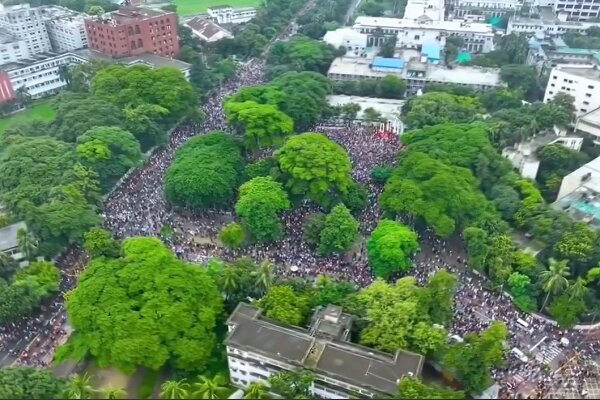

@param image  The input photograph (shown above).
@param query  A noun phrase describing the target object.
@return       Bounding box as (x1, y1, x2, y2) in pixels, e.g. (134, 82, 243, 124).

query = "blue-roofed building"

(421, 42, 441, 64)
(371, 57, 405, 73)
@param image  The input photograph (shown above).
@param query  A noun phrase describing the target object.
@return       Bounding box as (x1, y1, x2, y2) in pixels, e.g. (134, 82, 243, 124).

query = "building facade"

(207, 6, 256, 24)
(552, 0, 600, 21)
(448, 0, 523, 18)
(0, 4, 52, 56)
(0, 30, 30, 65)
(226, 303, 424, 399)
(543, 65, 600, 116)
(353, 16, 495, 53)
(41, 6, 88, 53)
(84, 6, 179, 58)
(507, 14, 600, 35)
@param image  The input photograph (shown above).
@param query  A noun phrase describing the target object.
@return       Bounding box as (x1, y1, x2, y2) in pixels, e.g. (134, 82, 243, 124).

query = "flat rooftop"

(73, 49, 191, 70)
(327, 95, 404, 122)
(226, 303, 424, 395)
(428, 65, 500, 86)
(558, 66, 600, 81)
(354, 16, 494, 34)
(317, 343, 424, 394)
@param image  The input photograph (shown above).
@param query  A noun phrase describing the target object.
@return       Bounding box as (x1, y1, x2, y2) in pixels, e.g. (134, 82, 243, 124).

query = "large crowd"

(0, 49, 597, 399)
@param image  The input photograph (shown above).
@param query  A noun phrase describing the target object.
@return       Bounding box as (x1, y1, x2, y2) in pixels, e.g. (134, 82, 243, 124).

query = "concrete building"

(0, 4, 52, 56)
(327, 95, 405, 133)
(554, 155, 600, 227)
(323, 28, 368, 57)
(207, 5, 256, 24)
(575, 107, 600, 145)
(327, 55, 501, 92)
(184, 16, 232, 42)
(0, 221, 27, 262)
(40, 6, 88, 53)
(225, 303, 424, 399)
(0, 48, 191, 103)
(544, 65, 600, 116)
(448, 0, 524, 19)
(84, 6, 179, 58)
(353, 16, 495, 53)
(552, 0, 600, 21)
(404, 0, 445, 21)
(0, 29, 30, 65)
(507, 10, 600, 35)
(502, 132, 583, 180)
(527, 34, 600, 76)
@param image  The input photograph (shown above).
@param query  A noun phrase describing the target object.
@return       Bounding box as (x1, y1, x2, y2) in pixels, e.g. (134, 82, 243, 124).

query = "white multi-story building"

(40, 6, 88, 53)
(552, 0, 600, 21)
(554, 155, 600, 227)
(353, 16, 495, 53)
(544, 65, 600, 116)
(225, 303, 424, 399)
(576, 107, 600, 145)
(502, 131, 583, 180)
(0, 4, 52, 56)
(404, 0, 445, 21)
(207, 5, 256, 24)
(323, 28, 368, 57)
(448, 0, 523, 18)
(0, 29, 30, 65)
(507, 14, 600, 35)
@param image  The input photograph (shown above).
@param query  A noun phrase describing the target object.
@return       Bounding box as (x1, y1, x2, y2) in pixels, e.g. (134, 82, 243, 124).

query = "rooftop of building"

(328, 56, 500, 86)
(327, 95, 404, 122)
(556, 66, 600, 81)
(185, 17, 231, 40)
(225, 303, 424, 395)
(554, 155, 600, 227)
(91, 6, 173, 24)
(578, 107, 600, 127)
(2, 51, 67, 70)
(372, 56, 404, 69)
(40, 5, 86, 20)
(509, 9, 596, 27)
(323, 27, 367, 47)
(0, 3, 33, 13)
(354, 15, 494, 33)
(403, 0, 445, 21)
(0, 221, 26, 252)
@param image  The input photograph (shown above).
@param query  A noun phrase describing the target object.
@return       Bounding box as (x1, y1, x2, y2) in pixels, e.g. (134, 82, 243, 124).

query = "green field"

(0, 100, 56, 134)
(175, 0, 261, 16)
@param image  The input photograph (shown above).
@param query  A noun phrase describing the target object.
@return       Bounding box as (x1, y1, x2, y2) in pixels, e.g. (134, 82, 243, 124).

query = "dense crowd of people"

(0, 49, 598, 399)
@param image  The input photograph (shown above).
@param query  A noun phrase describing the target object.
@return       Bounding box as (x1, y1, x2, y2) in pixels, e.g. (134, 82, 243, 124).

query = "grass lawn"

(175, 0, 261, 16)
(0, 100, 56, 135)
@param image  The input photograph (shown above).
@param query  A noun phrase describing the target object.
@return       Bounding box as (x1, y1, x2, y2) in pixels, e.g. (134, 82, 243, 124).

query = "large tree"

(225, 100, 294, 149)
(0, 366, 67, 399)
(267, 37, 340, 75)
(76, 126, 143, 191)
(164, 132, 244, 210)
(91, 65, 197, 121)
(318, 204, 359, 255)
(381, 152, 491, 237)
(275, 133, 353, 205)
(268, 369, 314, 399)
(367, 220, 419, 279)
(235, 176, 291, 242)
(397, 377, 465, 399)
(260, 285, 311, 326)
(65, 237, 223, 373)
(402, 92, 483, 129)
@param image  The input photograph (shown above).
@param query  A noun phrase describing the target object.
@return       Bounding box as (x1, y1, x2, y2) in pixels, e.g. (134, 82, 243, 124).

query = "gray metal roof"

(0, 221, 26, 252)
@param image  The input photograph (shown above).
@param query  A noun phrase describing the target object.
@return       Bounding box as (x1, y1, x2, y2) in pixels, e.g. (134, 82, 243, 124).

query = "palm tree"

(568, 277, 588, 301)
(222, 266, 241, 300)
(253, 260, 274, 295)
(17, 228, 38, 260)
(539, 258, 571, 311)
(244, 382, 270, 399)
(64, 373, 96, 399)
(159, 379, 190, 399)
(58, 64, 72, 86)
(191, 374, 229, 400)
(14, 86, 31, 107)
(102, 387, 127, 399)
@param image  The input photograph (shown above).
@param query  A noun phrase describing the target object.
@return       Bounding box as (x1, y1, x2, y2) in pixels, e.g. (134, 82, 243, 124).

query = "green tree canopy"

(268, 369, 314, 399)
(267, 37, 340, 76)
(260, 285, 311, 326)
(0, 366, 67, 399)
(275, 133, 353, 206)
(235, 176, 291, 242)
(51, 96, 123, 142)
(165, 132, 244, 210)
(225, 100, 294, 149)
(318, 204, 359, 255)
(91, 65, 197, 121)
(65, 237, 223, 373)
(402, 92, 484, 129)
(76, 126, 143, 191)
(83, 227, 121, 258)
(397, 377, 465, 399)
(381, 152, 491, 237)
(367, 220, 419, 279)
(218, 222, 246, 249)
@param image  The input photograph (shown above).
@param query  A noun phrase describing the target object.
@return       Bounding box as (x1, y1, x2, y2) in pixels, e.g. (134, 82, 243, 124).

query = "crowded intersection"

(0, 57, 598, 399)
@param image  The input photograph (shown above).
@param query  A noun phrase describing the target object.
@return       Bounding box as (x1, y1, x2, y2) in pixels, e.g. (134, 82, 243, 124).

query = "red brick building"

(0, 71, 15, 103)
(84, 6, 179, 59)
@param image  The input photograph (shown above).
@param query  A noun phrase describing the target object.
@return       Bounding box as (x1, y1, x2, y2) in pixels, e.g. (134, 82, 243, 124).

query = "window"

(128, 26, 134, 35)
(586, 93, 592, 97)
(589, 85, 595, 89)
(584, 101, 590, 105)
(581, 108, 588, 113)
